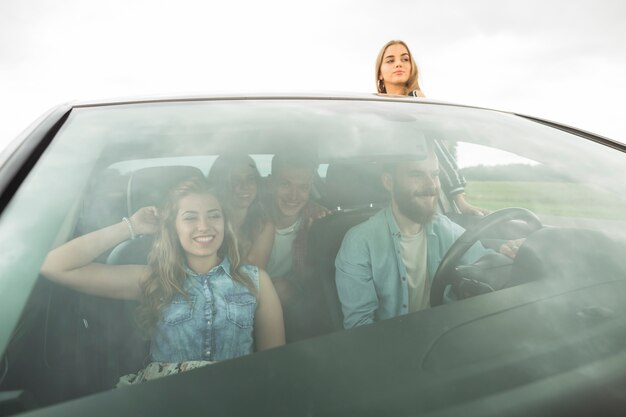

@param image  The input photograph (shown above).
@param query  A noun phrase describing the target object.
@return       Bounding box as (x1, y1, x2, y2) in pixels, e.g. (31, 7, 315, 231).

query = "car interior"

(0, 148, 489, 405)
(4, 150, 616, 409)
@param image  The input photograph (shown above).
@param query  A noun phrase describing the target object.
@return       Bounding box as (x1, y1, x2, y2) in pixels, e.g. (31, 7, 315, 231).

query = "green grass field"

(465, 181, 626, 221)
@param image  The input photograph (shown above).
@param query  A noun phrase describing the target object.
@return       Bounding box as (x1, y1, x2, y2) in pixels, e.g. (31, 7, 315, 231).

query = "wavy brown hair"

(207, 154, 268, 256)
(137, 176, 257, 335)
(375, 40, 423, 96)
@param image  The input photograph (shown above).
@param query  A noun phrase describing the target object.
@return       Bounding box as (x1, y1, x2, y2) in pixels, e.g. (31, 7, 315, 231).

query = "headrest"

(126, 166, 204, 215)
(322, 161, 389, 210)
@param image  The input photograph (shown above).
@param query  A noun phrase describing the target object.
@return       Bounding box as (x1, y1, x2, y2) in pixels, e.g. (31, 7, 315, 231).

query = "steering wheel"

(429, 208, 543, 307)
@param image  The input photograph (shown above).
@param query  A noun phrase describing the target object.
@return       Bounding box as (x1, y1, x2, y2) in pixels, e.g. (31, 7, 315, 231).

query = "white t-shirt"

(266, 218, 301, 280)
(399, 229, 430, 312)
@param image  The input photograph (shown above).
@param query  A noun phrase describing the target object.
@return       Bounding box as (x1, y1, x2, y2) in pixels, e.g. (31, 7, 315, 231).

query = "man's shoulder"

(337, 209, 390, 261)
(344, 208, 388, 237)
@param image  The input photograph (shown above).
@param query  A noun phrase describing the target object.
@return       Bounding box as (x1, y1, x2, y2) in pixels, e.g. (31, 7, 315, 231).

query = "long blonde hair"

(375, 40, 424, 96)
(137, 177, 257, 334)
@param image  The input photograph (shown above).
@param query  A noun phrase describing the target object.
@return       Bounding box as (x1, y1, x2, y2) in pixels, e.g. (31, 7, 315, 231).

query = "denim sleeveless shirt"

(150, 257, 259, 363)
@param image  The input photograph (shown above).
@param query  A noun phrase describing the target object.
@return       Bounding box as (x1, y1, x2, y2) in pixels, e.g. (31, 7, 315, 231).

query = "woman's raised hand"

(129, 206, 160, 236)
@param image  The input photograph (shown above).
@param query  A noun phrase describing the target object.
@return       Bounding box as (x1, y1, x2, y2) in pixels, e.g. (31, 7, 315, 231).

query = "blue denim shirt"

(335, 207, 491, 329)
(150, 257, 259, 362)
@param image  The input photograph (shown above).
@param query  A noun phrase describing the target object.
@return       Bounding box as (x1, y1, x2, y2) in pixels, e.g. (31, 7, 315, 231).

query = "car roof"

(66, 92, 624, 155)
(70, 91, 474, 109)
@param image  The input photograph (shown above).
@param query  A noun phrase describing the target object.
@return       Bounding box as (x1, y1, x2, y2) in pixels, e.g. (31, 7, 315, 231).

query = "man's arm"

(443, 219, 495, 264)
(450, 221, 523, 263)
(335, 230, 379, 329)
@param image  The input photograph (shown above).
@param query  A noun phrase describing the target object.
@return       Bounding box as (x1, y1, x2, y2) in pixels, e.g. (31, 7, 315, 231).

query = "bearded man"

(335, 148, 493, 329)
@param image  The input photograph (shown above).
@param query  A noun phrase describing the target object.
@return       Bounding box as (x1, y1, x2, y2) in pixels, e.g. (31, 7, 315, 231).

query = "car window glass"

(459, 141, 626, 226)
(0, 99, 625, 414)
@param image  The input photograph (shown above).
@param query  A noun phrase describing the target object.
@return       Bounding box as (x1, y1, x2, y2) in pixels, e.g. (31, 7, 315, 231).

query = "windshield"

(1, 98, 625, 415)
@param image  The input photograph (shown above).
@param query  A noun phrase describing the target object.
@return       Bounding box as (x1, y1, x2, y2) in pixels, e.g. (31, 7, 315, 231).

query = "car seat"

(303, 160, 389, 336)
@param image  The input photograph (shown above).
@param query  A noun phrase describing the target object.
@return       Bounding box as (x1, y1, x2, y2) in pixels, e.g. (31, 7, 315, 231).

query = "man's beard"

(394, 187, 438, 224)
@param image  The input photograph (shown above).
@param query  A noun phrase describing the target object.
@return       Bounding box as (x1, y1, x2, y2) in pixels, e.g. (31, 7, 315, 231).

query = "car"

(1, 93, 626, 417)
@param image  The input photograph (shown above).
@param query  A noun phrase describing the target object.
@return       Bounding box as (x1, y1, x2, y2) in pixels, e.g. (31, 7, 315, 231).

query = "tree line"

(460, 164, 572, 182)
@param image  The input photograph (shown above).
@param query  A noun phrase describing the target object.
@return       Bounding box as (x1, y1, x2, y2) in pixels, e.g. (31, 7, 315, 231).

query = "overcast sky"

(1, 0, 625, 152)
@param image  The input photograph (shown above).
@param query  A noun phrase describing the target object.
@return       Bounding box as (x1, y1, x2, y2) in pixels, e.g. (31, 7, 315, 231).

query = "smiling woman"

(39, 176, 285, 380)
(207, 153, 274, 269)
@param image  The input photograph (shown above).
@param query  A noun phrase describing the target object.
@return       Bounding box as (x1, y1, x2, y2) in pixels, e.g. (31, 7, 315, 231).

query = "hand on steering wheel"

(429, 208, 542, 307)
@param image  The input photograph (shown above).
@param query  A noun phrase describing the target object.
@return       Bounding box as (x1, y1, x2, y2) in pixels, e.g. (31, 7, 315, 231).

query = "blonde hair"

(375, 40, 424, 96)
(137, 177, 257, 334)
